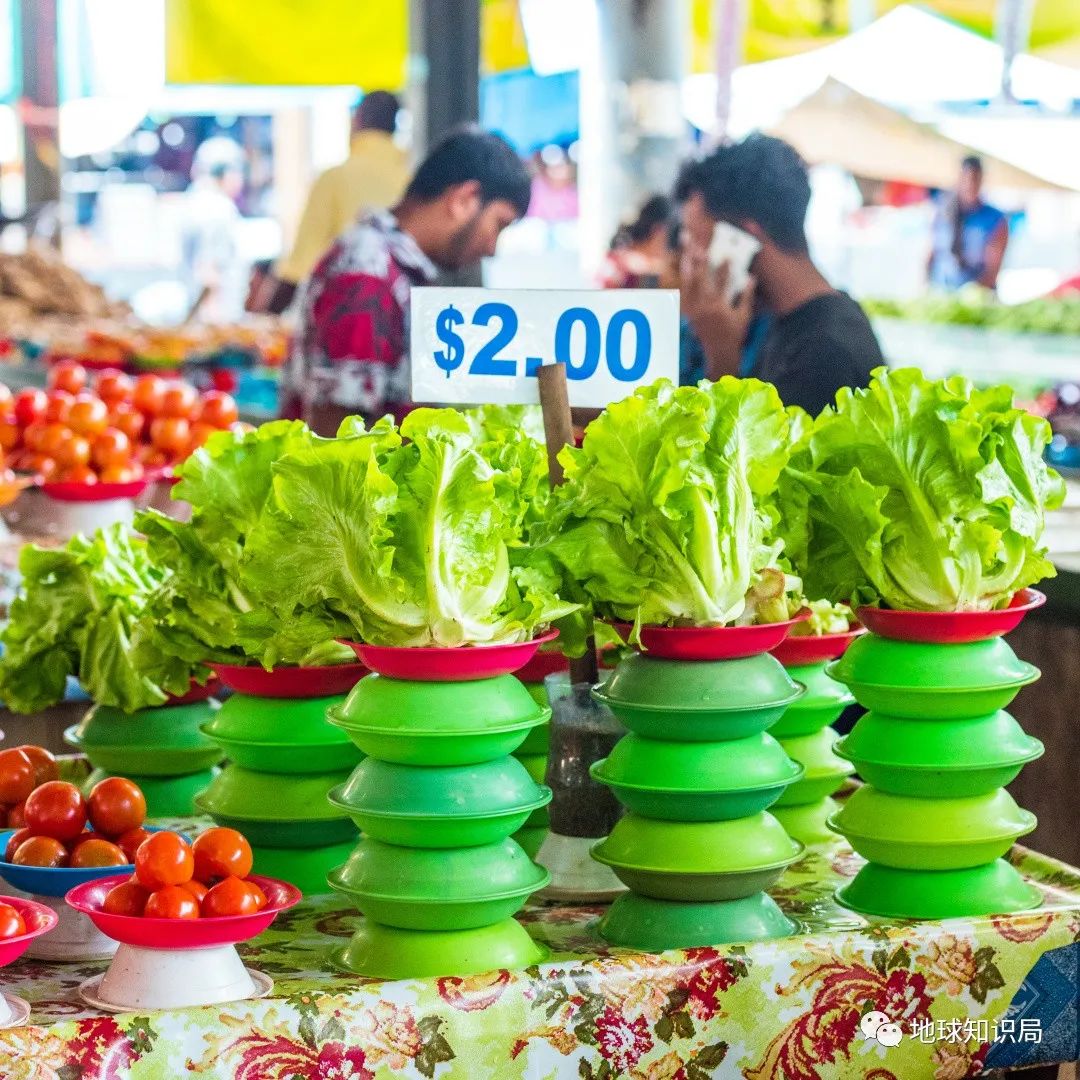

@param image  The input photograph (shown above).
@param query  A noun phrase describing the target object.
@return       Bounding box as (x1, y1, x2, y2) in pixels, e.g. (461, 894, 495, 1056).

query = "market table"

(0, 831, 1077, 1080)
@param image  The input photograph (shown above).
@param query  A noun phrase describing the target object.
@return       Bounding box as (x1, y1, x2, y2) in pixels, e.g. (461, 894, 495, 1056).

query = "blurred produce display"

(0, 250, 129, 332)
(866, 287, 1080, 336)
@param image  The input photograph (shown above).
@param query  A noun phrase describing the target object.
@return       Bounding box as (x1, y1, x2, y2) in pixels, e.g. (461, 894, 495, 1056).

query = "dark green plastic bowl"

(599, 890, 795, 949)
(200, 728, 363, 775)
(770, 663, 855, 738)
(207, 692, 348, 744)
(513, 825, 547, 859)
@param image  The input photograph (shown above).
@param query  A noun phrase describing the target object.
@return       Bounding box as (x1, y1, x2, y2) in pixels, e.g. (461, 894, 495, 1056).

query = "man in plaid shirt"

(285, 130, 532, 434)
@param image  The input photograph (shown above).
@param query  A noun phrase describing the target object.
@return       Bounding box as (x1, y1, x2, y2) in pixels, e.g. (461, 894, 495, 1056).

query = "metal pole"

(995, 0, 1035, 102)
(18, 0, 61, 243)
(421, 0, 480, 148)
(712, 0, 745, 144)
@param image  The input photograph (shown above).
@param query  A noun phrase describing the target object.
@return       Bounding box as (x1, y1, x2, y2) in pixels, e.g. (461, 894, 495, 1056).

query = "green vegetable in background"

(778, 367, 1065, 612)
(0, 524, 201, 714)
(245, 407, 576, 647)
(134, 420, 354, 670)
(530, 378, 802, 639)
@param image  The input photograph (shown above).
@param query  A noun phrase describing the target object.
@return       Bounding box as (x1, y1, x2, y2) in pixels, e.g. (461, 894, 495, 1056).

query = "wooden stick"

(537, 364, 599, 686)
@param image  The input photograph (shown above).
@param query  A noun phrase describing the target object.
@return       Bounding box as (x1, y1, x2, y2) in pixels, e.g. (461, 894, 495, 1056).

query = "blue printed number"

(606, 309, 650, 381)
(555, 308, 601, 380)
(469, 302, 518, 376)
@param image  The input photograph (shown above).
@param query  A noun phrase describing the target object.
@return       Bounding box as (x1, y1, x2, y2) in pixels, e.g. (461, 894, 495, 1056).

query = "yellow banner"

(164, 0, 408, 87)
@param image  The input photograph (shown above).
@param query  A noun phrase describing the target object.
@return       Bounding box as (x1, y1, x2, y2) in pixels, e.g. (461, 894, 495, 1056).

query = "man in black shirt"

(676, 134, 883, 415)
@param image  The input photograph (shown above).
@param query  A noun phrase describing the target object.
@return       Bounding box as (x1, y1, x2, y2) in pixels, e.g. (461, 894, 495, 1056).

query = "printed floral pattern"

(0, 837, 1075, 1079)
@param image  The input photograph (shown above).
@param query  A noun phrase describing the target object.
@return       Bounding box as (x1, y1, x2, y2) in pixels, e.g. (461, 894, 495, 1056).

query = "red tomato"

(0, 420, 20, 451)
(158, 382, 198, 420)
(4, 827, 31, 862)
(15, 745, 58, 787)
(133, 374, 167, 416)
(134, 831, 194, 889)
(7, 802, 25, 828)
(201, 875, 260, 917)
(69, 830, 107, 850)
(91, 428, 131, 469)
(68, 396, 109, 437)
(145, 885, 199, 920)
(13, 388, 47, 427)
(245, 879, 268, 911)
(179, 878, 209, 903)
(95, 369, 133, 405)
(186, 421, 217, 454)
(55, 434, 90, 469)
(70, 838, 127, 868)
(12, 835, 67, 867)
(43, 390, 75, 425)
(88, 777, 146, 837)
(138, 445, 170, 468)
(150, 416, 190, 455)
(0, 384, 11, 410)
(103, 880, 149, 917)
(38, 423, 73, 459)
(0, 748, 36, 804)
(58, 464, 97, 485)
(108, 402, 144, 443)
(116, 827, 152, 863)
(197, 391, 239, 429)
(100, 464, 142, 484)
(0, 903, 26, 939)
(192, 827, 253, 884)
(23, 781, 88, 841)
(48, 360, 88, 395)
(22, 453, 59, 481)
(21, 422, 48, 453)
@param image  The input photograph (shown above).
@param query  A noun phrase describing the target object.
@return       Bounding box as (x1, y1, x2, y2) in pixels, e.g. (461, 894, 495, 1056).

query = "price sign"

(410, 287, 679, 407)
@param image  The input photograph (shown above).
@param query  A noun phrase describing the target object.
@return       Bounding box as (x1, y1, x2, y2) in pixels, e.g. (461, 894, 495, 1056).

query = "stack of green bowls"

(828, 634, 1044, 919)
(195, 693, 362, 894)
(767, 634, 860, 845)
(326, 674, 553, 978)
(591, 651, 805, 950)
(66, 699, 224, 817)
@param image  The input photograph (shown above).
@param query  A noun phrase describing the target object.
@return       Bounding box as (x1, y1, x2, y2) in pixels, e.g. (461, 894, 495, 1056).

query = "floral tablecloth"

(0, 838, 1078, 1080)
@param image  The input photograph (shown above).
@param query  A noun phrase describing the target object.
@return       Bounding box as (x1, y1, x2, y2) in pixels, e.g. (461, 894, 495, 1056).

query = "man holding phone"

(676, 134, 882, 415)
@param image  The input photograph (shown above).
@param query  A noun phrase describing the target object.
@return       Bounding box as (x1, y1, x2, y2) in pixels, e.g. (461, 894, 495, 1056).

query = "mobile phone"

(708, 222, 761, 300)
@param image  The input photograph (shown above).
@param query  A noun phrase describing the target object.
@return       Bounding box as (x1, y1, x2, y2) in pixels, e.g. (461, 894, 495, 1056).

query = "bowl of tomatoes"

(0, 896, 59, 1026)
(66, 827, 300, 1011)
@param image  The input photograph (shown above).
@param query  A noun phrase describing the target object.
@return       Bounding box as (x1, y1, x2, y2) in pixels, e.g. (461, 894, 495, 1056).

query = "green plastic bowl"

(199, 729, 363, 775)
(592, 733, 802, 821)
(837, 860, 1043, 920)
(251, 841, 356, 896)
(205, 692, 349, 745)
(516, 723, 550, 756)
(834, 711, 1044, 798)
(592, 813, 802, 901)
(333, 918, 547, 979)
(513, 825, 547, 859)
(194, 763, 353, 822)
(773, 728, 855, 807)
(599, 891, 795, 950)
(83, 767, 219, 819)
(197, 811, 357, 848)
(826, 636, 1039, 719)
(770, 663, 855, 738)
(328, 838, 549, 930)
(329, 758, 550, 848)
(522, 682, 551, 710)
(515, 753, 547, 784)
(829, 787, 1036, 870)
(66, 700, 224, 775)
(774, 797, 842, 846)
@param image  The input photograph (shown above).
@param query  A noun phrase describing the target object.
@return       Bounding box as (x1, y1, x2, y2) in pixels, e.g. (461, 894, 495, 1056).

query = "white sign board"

(410, 287, 680, 407)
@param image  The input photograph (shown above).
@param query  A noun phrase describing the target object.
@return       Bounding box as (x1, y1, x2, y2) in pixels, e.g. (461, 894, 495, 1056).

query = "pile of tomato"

(0, 360, 246, 487)
(103, 827, 267, 920)
(0, 747, 149, 869)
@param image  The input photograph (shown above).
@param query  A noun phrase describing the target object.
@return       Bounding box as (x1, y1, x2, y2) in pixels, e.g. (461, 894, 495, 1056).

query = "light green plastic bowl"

(251, 841, 356, 896)
(333, 919, 547, 979)
(773, 728, 855, 807)
(592, 813, 802, 901)
(328, 838, 549, 930)
(774, 797, 843, 847)
(329, 757, 550, 848)
(206, 693, 348, 744)
(513, 825, 547, 859)
(837, 860, 1042, 920)
(770, 663, 855, 738)
(515, 753, 547, 784)
(829, 787, 1036, 870)
(599, 891, 795, 950)
(592, 733, 802, 821)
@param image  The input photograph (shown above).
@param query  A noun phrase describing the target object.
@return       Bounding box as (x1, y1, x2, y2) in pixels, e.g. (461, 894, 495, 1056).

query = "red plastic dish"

(770, 627, 865, 667)
(209, 662, 369, 698)
(0, 896, 59, 966)
(42, 479, 149, 502)
(65, 874, 300, 950)
(341, 630, 560, 681)
(856, 589, 1045, 644)
(514, 649, 570, 683)
(165, 677, 218, 706)
(636, 613, 811, 661)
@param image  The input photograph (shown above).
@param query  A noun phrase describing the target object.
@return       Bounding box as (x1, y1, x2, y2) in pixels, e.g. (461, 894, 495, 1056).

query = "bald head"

(355, 91, 400, 135)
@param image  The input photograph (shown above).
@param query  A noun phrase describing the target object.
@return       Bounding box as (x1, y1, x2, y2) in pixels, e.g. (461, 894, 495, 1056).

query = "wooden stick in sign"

(537, 363, 599, 686)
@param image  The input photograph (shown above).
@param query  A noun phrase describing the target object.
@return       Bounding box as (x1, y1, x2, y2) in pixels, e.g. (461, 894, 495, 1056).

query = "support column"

(420, 0, 480, 149)
(995, 0, 1036, 102)
(578, 0, 687, 275)
(19, 0, 61, 242)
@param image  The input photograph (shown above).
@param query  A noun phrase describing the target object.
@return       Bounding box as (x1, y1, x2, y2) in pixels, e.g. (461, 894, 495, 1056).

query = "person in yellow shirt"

(250, 91, 409, 313)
